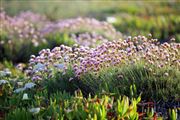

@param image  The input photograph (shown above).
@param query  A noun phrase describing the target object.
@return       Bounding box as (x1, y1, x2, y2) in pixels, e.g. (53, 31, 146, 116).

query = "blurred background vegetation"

(2, 0, 180, 42)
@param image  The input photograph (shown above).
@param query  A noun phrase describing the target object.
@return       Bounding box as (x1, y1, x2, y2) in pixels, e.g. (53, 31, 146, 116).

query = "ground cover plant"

(0, 0, 180, 119)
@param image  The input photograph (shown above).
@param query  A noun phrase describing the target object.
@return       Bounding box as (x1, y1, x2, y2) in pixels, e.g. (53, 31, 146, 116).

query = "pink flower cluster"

(41, 17, 122, 40)
(70, 32, 109, 47)
(74, 36, 180, 77)
(0, 11, 47, 46)
(27, 35, 180, 80)
(15, 11, 48, 25)
(26, 44, 90, 80)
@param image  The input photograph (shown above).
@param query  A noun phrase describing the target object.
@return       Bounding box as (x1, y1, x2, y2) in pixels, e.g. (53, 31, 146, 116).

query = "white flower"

(0, 71, 6, 77)
(17, 82, 23, 86)
(22, 93, 29, 100)
(24, 82, 36, 89)
(0, 70, 11, 77)
(32, 40, 39, 47)
(106, 17, 117, 23)
(0, 80, 8, 85)
(29, 107, 40, 114)
(64, 55, 69, 61)
(46, 116, 51, 120)
(65, 108, 72, 113)
(69, 77, 73, 82)
(33, 63, 45, 72)
(164, 72, 169, 76)
(4, 69, 11, 75)
(14, 82, 36, 93)
(14, 88, 25, 93)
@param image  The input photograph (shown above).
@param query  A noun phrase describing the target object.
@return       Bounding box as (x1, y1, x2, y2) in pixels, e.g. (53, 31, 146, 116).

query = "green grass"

(79, 62, 180, 101)
(113, 15, 180, 42)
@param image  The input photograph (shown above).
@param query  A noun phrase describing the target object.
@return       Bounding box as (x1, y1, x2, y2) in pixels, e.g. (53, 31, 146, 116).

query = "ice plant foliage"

(27, 35, 180, 79)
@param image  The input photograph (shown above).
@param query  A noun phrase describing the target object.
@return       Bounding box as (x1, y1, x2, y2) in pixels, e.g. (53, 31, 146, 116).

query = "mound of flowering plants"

(41, 17, 122, 41)
(26, 35, 180, 113)
(27, 35, 180, 79)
